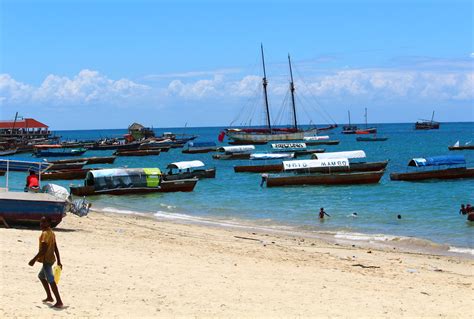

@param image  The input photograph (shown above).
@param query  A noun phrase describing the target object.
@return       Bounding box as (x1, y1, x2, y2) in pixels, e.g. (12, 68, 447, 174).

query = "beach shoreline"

(96, 203, 474, 259)
(1, 210, 473, 318)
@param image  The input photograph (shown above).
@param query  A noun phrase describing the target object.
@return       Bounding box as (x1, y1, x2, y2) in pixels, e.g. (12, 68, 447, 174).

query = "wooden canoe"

(390, 167, 474, 181)
(304, 140, 340, 146)
(113, 149, 161, 156)
(235, 160, 389, 174)
(212, 153, 252, 160)
(448, 145, 474, 151)
(41, 168, 94, 180)
(265, 170, 385, 187)
(70, 178, 198, 196)
(49, 156, 116, 165)
(49, 161, 87, 170)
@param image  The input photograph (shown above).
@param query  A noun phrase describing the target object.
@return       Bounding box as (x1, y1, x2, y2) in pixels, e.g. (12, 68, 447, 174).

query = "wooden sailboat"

(448, 141, 474, 151)
(415, 111, 440, 130)
(341, 111, 358, 134)
(355, 108, 377, 134)
(224, 46, 318, 143)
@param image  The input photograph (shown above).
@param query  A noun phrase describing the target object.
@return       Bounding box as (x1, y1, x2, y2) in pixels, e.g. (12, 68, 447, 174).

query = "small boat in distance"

(49, 156, 116, 165)
(356, 135, 388, 142)
(212, 145, 256, 160)
(390, 155, 474, 181)
(271, 143, 325, 157)
(303, 136, 340, 145)
(182, 141, 217, 154)
(415, 111, 440, 130)
(355, 108, 377, 134)
(113, 149, 161, 157)
(448, 141, 474, 151)
(34, 145, 87, 157)
(341, 110, 359, 134)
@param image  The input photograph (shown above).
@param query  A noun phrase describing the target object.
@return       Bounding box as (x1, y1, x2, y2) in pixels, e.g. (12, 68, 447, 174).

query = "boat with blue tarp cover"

(0, 159, 70, 227)
(182, 141, 217, 154)
(390, 155, 474, 181)
(70, 168, 198, 196)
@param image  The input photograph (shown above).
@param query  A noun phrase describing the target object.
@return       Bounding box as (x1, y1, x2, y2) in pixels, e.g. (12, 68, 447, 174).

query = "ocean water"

(2, 122, 473, 251)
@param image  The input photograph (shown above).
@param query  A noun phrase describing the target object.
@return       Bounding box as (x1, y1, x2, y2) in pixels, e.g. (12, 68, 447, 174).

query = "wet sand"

(1, 211, 473, 318)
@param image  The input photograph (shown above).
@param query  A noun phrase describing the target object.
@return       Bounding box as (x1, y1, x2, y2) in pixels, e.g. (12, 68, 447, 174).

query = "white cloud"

(166, 74, 224, 98)
(0, 74, 33, 103)
(470, 53, 474, 58)
(1, 65, 472, 108)
(1, 70, 149, 106)
(144, 68, 241, 80)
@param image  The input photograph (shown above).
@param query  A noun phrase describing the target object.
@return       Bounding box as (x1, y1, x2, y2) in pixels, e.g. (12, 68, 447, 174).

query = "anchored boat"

(390, 155, 474, 181)
(263, 158, 385, 187)
(70, 168, 198, 196)
(448, 141, 474, 151)
(165, 160, 216, 180)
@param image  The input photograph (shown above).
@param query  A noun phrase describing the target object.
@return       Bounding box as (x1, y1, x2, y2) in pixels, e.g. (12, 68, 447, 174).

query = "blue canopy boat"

(0, 159, 70, 227)
(390, 155, 474, 181)
(34, 145, 87, 157)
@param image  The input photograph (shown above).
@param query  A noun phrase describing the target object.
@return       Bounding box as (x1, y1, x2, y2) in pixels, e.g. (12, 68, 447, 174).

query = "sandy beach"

(1, 211, 473, 318)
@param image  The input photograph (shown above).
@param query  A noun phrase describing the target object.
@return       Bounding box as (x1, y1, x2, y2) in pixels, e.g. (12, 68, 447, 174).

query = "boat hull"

(235, 161, 389, 174)
(49, 162, 87, 170)
(70, 179, 198, 196)
(266, 170, 385, 187)
(89, 143, 141, 151)
(0, 192, 67, 227)
(227, 131, 307, 142)
(356, 137, 388, 142)
(182, 147, 217, 154)
(390, 167, 474, 181)
(50, 156, 116, 165)
(448, 146, 474, 150)
(304, 140, 340, 146)
(35, 150, 87, 157)
(42, 169, 92, 180)
(113, 150, 161, 156)
(212, 153, 251, 160)
(164, 169, 216, 180)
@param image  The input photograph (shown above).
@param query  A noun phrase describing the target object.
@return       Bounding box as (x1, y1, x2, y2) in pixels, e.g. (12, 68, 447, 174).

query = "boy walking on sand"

(29, 216, 63, 308)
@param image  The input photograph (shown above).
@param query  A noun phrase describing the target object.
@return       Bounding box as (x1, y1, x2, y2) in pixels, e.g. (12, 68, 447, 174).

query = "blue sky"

(1, 0, 472, 129)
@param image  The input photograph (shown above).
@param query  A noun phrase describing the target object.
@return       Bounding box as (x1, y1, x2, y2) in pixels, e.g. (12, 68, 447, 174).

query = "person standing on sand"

(28, 216, 63, 308)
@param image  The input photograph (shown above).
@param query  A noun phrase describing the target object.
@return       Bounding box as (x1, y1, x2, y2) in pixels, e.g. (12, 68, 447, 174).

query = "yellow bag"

(53, 265, 62, 284)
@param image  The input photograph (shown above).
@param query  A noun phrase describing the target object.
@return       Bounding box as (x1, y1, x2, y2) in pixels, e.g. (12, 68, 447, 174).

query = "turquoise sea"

(2, 122, 473, 253)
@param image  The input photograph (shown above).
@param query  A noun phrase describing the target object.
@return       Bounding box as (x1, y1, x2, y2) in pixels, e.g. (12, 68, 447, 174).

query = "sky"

(0, 0, 473, 130)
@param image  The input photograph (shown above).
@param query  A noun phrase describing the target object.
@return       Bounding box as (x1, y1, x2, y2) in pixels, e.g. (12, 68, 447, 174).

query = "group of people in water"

(459, 204, 474, 221)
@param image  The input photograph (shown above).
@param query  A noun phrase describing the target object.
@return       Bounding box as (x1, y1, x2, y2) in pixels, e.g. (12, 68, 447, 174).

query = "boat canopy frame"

(408, 155, 466, 167)
(166, 160, 205, 170)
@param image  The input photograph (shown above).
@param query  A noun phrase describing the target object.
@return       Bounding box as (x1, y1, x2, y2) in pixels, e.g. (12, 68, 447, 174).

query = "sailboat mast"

(431, 111, 435, 124)
(288, 54, 298, 130)
(348, 110, 351, 125)
(364, 107, 368, 128)
(261, 44, 272, 132)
